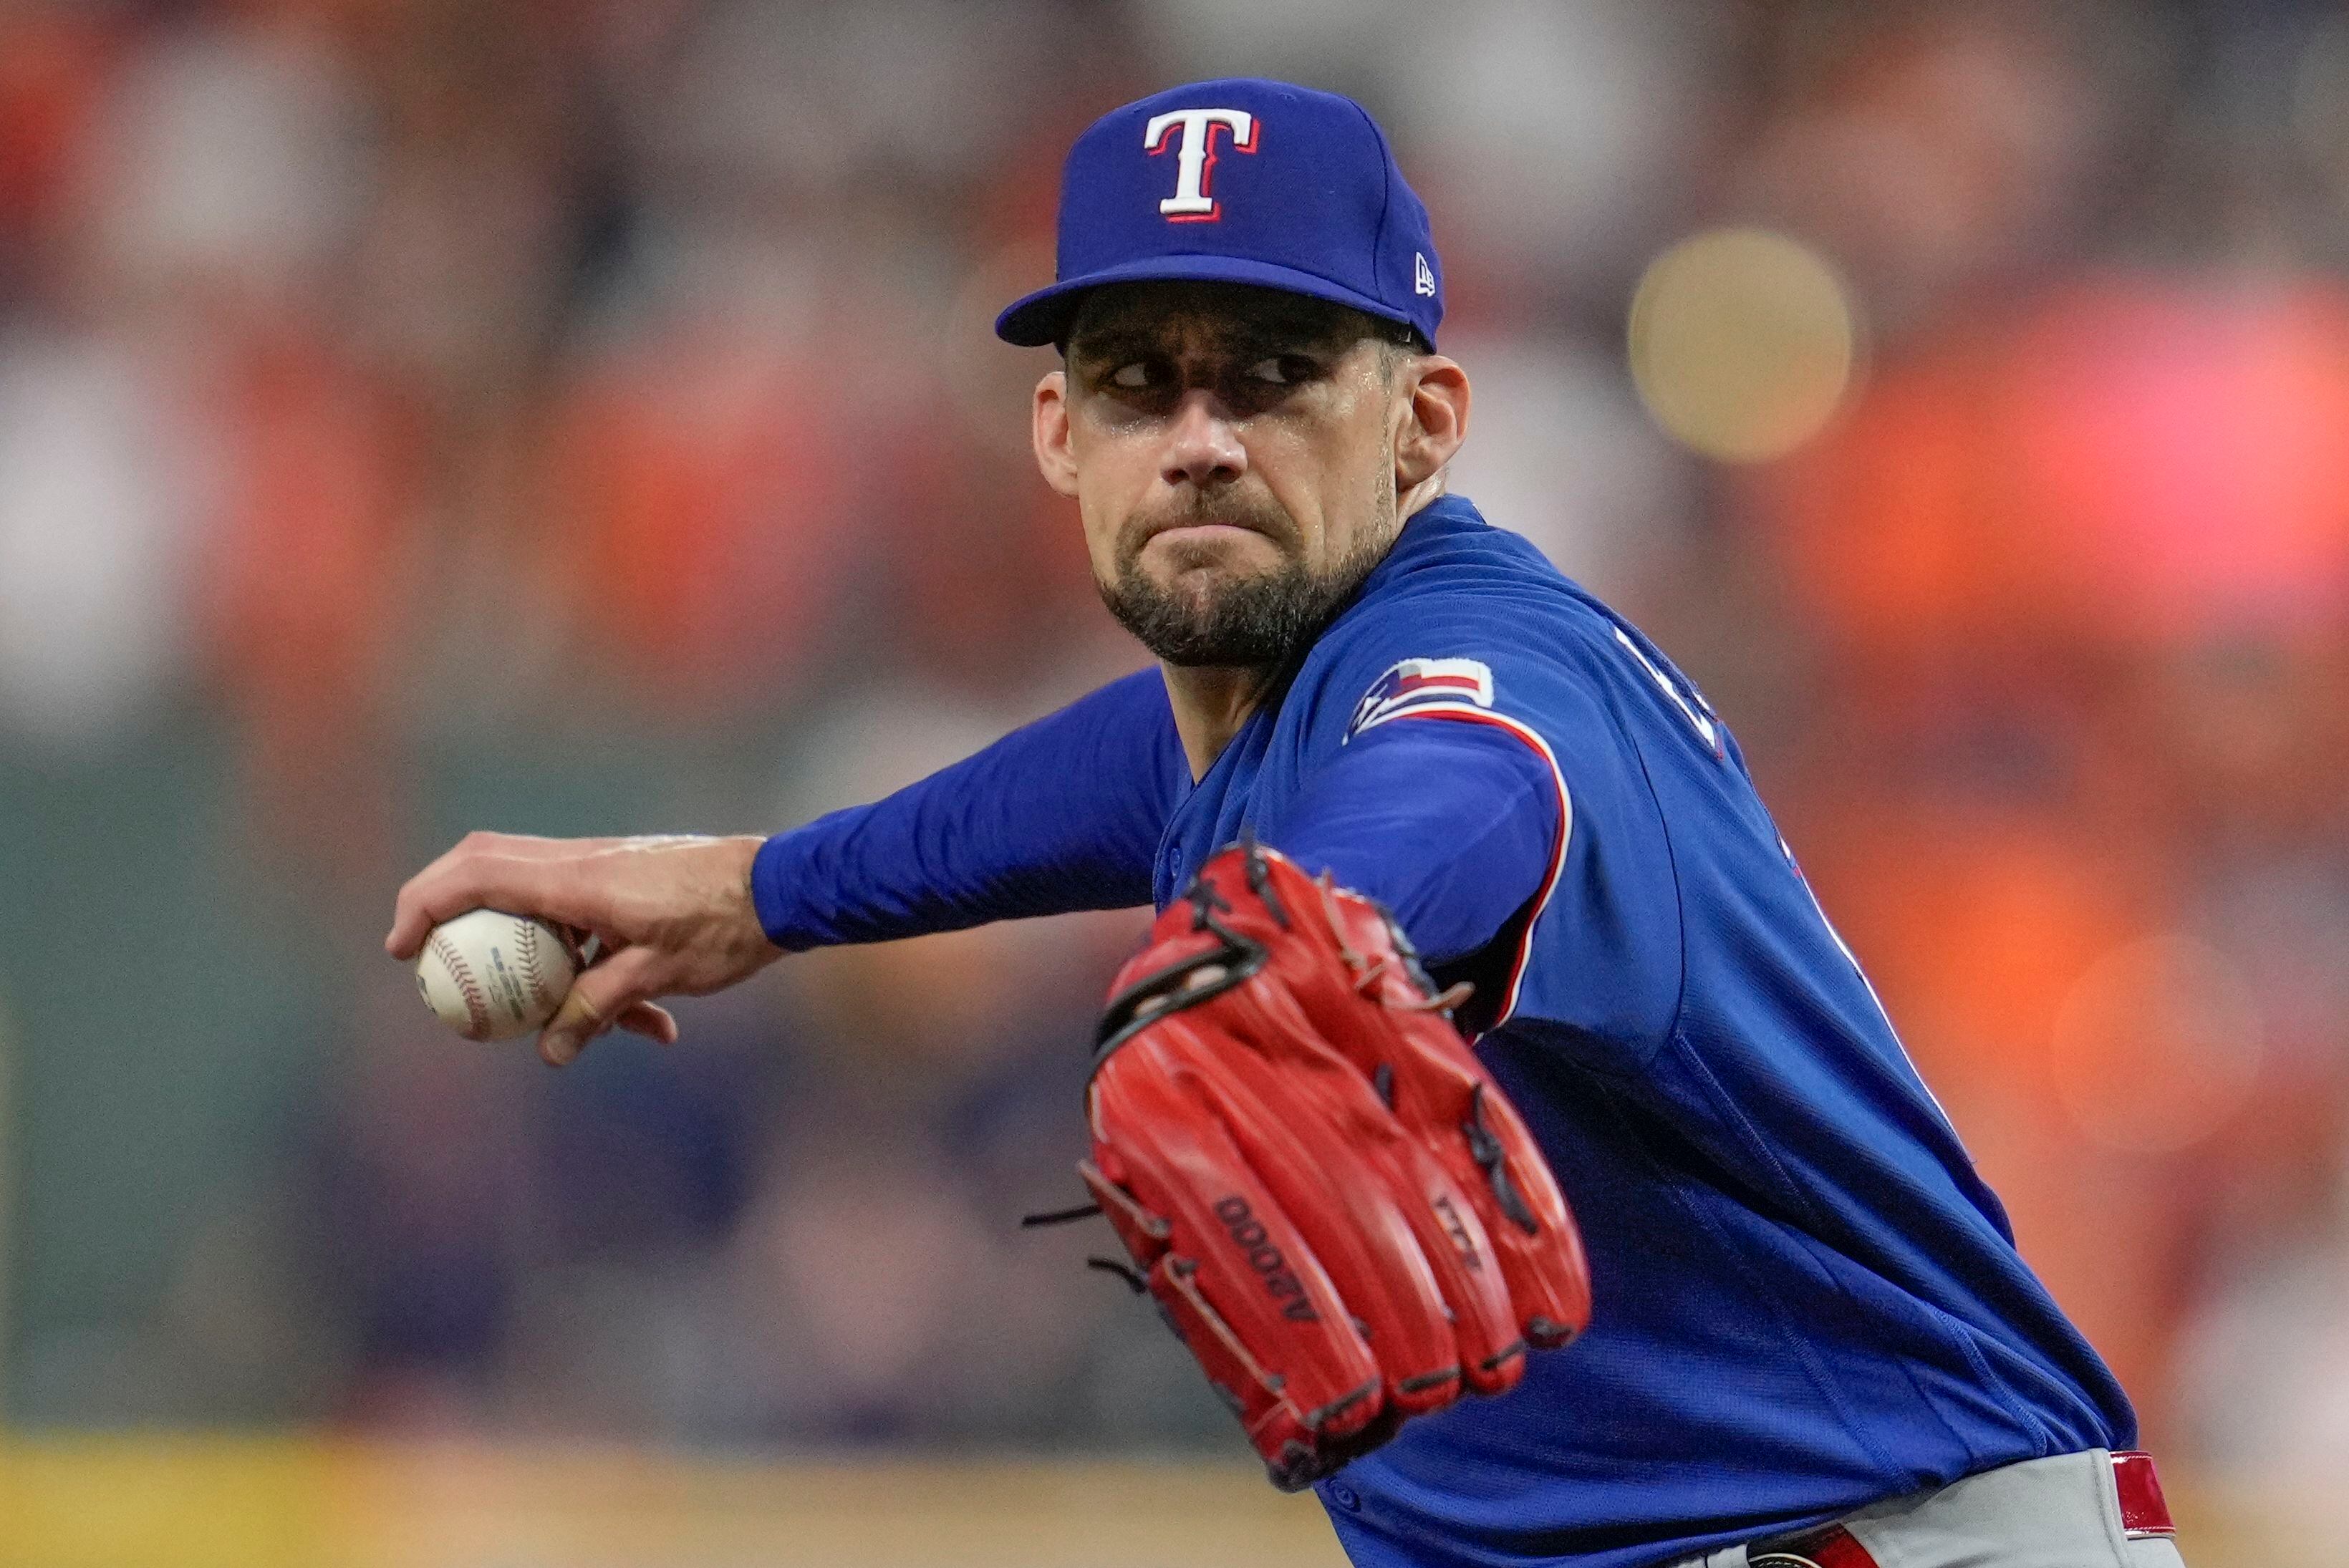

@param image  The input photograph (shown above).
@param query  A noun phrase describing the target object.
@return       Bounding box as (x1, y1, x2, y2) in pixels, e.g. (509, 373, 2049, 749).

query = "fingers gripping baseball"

(387, 833, 618, 959)
(539, 943, 677, 1066)
(390, 831, 778, 1063)
(1081, 843, 1593, 1489)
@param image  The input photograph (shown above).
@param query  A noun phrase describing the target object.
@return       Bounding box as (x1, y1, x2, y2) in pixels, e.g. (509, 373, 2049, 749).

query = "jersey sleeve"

(751, 668, 1187, 949)
(1260, 717, 1561, 967)
(1283, 591, 1685, 1052)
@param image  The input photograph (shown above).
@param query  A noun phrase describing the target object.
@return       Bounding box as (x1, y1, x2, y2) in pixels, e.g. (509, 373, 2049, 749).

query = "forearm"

(752, 669, 1185, 949)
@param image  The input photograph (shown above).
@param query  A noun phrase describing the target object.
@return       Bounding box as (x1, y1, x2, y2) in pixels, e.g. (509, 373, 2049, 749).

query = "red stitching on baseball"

(430, 931, 492, 1039)
(516, 920, 546, 1007)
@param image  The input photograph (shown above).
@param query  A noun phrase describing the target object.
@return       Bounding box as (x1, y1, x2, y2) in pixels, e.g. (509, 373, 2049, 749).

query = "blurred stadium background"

(2, 0, 2346, 1562)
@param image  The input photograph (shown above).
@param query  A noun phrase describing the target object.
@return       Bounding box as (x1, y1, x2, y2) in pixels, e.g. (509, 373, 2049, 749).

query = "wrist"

(747, 828, 814, 952)
(720, 834, 779, 952)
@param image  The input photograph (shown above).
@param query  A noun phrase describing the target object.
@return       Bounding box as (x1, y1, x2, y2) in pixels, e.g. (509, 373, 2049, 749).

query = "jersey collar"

(1362, 491, 1490, 591)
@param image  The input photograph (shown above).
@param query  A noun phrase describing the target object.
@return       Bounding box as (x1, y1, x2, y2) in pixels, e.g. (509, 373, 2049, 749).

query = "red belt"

(1747, 1451, 2175, 1567)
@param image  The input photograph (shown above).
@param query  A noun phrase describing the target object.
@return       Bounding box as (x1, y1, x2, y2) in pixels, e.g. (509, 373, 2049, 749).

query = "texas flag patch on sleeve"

(1346, 657, 1495, 740)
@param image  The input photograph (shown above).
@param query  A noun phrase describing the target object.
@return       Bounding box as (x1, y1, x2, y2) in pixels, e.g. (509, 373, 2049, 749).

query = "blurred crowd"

(4, 0, 2349, 1487)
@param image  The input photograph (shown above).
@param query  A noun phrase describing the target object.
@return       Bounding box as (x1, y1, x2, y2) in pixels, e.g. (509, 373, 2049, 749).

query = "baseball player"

(387, 80, 2187, 1568)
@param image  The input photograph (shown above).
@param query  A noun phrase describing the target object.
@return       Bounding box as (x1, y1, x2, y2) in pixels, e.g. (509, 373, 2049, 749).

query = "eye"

(1245, 357, 1290, 384)
(1110, 362, 1151, 389)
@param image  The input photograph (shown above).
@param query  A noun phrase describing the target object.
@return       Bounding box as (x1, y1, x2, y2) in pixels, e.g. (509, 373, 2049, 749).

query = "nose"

(1161, 389, 1248, 490)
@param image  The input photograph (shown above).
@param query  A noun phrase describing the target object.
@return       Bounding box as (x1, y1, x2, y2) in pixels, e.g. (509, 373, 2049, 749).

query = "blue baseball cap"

(995, 78, 1444, 350)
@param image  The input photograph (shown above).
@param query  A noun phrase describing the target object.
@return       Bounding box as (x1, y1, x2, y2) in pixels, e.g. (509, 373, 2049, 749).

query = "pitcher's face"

(1031, 281, 1425, 667)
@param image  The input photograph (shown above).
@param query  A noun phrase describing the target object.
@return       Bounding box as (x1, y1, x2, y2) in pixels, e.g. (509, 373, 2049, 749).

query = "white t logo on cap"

(1144, 107, 1258, 222)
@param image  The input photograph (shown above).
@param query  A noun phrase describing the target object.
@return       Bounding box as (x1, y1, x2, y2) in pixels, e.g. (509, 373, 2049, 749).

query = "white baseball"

(415, 909, 581, 1042)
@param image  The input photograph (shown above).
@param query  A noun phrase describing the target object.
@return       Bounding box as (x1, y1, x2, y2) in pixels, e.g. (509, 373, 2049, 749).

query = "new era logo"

(1414, 252, 1437, 296)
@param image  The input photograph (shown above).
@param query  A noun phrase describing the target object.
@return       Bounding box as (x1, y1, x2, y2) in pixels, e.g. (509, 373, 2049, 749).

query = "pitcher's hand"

(388, 833, 780, 1066)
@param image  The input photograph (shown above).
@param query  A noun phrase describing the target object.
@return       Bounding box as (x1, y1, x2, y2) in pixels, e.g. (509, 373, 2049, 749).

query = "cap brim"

(994, 253, 1416, 347)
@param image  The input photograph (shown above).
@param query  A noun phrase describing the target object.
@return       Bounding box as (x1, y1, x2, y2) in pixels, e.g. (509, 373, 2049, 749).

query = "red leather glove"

(1081, 842, 1591, 1490)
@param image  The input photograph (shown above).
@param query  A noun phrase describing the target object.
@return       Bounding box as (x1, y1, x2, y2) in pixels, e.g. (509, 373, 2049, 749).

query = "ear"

(1032, 368, 1080, 498)
(1394, 356, 1470, 493)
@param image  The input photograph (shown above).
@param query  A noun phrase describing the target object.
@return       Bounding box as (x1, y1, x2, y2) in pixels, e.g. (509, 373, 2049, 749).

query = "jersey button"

(1323, 1480, 1361, 1511)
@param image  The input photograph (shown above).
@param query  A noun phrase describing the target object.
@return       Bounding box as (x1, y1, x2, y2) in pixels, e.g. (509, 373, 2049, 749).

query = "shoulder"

(1291, 497, 1651, 755)
(1285, 498, 1699, 1048)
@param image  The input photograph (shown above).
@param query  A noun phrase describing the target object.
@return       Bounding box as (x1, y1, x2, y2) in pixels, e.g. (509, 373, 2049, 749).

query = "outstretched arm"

(387, 669, 1185, 1065)
(753, 668, 1185, 947)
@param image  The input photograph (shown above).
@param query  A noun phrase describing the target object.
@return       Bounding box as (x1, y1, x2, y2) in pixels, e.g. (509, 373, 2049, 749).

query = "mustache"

(1117, 493, 1301, 560)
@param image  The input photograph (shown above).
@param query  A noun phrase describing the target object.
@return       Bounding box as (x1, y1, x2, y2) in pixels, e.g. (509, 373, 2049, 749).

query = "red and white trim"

(1356, 702, 1572, 1027)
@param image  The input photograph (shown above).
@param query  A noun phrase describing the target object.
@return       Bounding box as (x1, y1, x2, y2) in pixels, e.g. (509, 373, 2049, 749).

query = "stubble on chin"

(1098, 504, 1392, 669)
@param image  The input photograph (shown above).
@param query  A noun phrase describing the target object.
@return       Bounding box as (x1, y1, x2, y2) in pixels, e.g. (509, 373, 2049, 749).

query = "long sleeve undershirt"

(751, 669, 1184, 947)
(751, 669, 1559, 966)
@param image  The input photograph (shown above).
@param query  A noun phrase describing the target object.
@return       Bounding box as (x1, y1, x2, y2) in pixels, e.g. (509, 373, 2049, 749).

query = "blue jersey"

(752, 495, 2134, 1568)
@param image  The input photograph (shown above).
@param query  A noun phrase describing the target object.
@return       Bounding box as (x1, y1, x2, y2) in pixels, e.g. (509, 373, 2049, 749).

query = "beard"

(1097, 492, 1392, 668)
